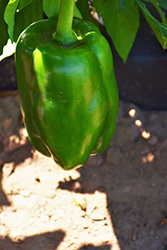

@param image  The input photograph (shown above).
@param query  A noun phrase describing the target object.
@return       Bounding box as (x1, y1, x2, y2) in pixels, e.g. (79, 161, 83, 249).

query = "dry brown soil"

(0, 93, 167, 250)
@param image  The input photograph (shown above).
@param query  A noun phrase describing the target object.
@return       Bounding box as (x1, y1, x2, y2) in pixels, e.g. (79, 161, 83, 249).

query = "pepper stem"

(52, 0, 77, 46)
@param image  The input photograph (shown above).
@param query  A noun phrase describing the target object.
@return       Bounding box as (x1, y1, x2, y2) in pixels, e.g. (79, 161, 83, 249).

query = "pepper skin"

(15, 18, 119, 170)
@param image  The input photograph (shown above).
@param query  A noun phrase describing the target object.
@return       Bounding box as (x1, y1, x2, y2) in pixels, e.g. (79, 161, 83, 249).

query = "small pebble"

(41, 214, 50, 222)
(151, 182, 156, 187)
(13, 235, 25, 243)
(141, 148, 150, 156)
(147, 135, 158, 146)
(106, 147, 122, 165)
(91, 214, 105, 221)
(93, 225, 98, 231)
(0, 224, 8, 237)
(71, 224, 78, 230)
(20, 190, 30, 198)
(82, 222, 89, 229)
(57, 209, 64, 217)
(81, 210, 86, 217)
(2, 163, 14, 177)
(51, 214, 58, 221)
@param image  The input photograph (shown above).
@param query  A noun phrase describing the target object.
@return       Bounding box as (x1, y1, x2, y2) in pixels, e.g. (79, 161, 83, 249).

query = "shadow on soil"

(0, 230, 65, 250)
(0, 234, 111, 250)
(0, 140, 33, 207)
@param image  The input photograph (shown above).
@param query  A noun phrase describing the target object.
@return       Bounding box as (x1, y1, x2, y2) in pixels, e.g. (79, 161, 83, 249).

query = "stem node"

(52, 0, 77, 46)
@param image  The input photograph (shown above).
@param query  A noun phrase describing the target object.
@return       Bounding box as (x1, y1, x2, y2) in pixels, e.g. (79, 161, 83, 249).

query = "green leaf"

(4, 0, 20, 42)
(76, 0, 98, 24)
(153, 2, 167, 25)
(143, 0, 167, 10)
(101, 0, 140, 62)
(43, 0, 60, 18)
(18, 0, 33, 11)
(136, 0, 167, 49)
(14, 0, 43, 42)
(93, 0, 104, 16)
(74, 3, 82, 19)
(0, 0, 9, 55)
(160, 0, 167, 9)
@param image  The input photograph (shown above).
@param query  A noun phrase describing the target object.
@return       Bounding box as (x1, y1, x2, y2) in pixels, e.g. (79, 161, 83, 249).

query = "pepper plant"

(15, 0, 119, 170)
(0, 0, 167, 62)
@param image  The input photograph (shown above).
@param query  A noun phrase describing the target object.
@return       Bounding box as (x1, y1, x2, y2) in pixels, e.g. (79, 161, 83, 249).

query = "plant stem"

(52, 0, 77, 46)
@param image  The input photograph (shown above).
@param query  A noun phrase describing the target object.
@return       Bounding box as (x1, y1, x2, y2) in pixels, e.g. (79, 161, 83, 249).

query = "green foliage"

(76, 0, 98, 25)
(136, 0, 167, 49)
(43, 0, 60, 19)
(143, 0, 167, 9)
(18, 0, 33, 11)
(4, 0, 43, 43)
(0, 0, 9, 55)
(4, 0, 20, 43)
(14, 0, 43, 42)
(98, 0, 140, 62)
(74, 3, 82, 18)
(92, 0, 103, 15)
(93, 0, 167, 61)
(1, 0, 167, 61)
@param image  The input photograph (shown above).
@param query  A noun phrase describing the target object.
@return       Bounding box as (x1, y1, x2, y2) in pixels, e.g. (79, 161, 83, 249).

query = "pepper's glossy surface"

(15, 18, 119, 170)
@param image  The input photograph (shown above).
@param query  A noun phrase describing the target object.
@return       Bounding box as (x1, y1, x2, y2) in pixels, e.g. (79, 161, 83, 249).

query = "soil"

(0, 92, 167, 250)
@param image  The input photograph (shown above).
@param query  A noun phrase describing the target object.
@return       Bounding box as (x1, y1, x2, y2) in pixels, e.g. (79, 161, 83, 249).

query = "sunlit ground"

(1, 147, 121, 250)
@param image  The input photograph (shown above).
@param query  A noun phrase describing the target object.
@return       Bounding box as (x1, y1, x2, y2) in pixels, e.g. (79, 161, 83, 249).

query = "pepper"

(15, 0, 119, 170)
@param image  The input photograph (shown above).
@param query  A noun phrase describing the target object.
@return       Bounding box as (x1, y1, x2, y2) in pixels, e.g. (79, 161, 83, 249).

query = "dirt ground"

(0, 93, 167, 250)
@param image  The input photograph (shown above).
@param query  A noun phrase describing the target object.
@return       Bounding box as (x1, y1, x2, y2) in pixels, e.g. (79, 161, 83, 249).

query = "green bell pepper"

(15, 0, 119, 170)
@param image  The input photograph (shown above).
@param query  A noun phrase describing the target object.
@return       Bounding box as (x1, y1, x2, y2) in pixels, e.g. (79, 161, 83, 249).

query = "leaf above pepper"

(14, 0, 43, 42)
(142, 0, 167, 10)
(18, 0, 33, 11)
(43, 0, 60, 18)
(136, 0, 167, 49)
(93, 0, 140, 63)
(0, 0, 9, 56)
(4, 0, 20, 42)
